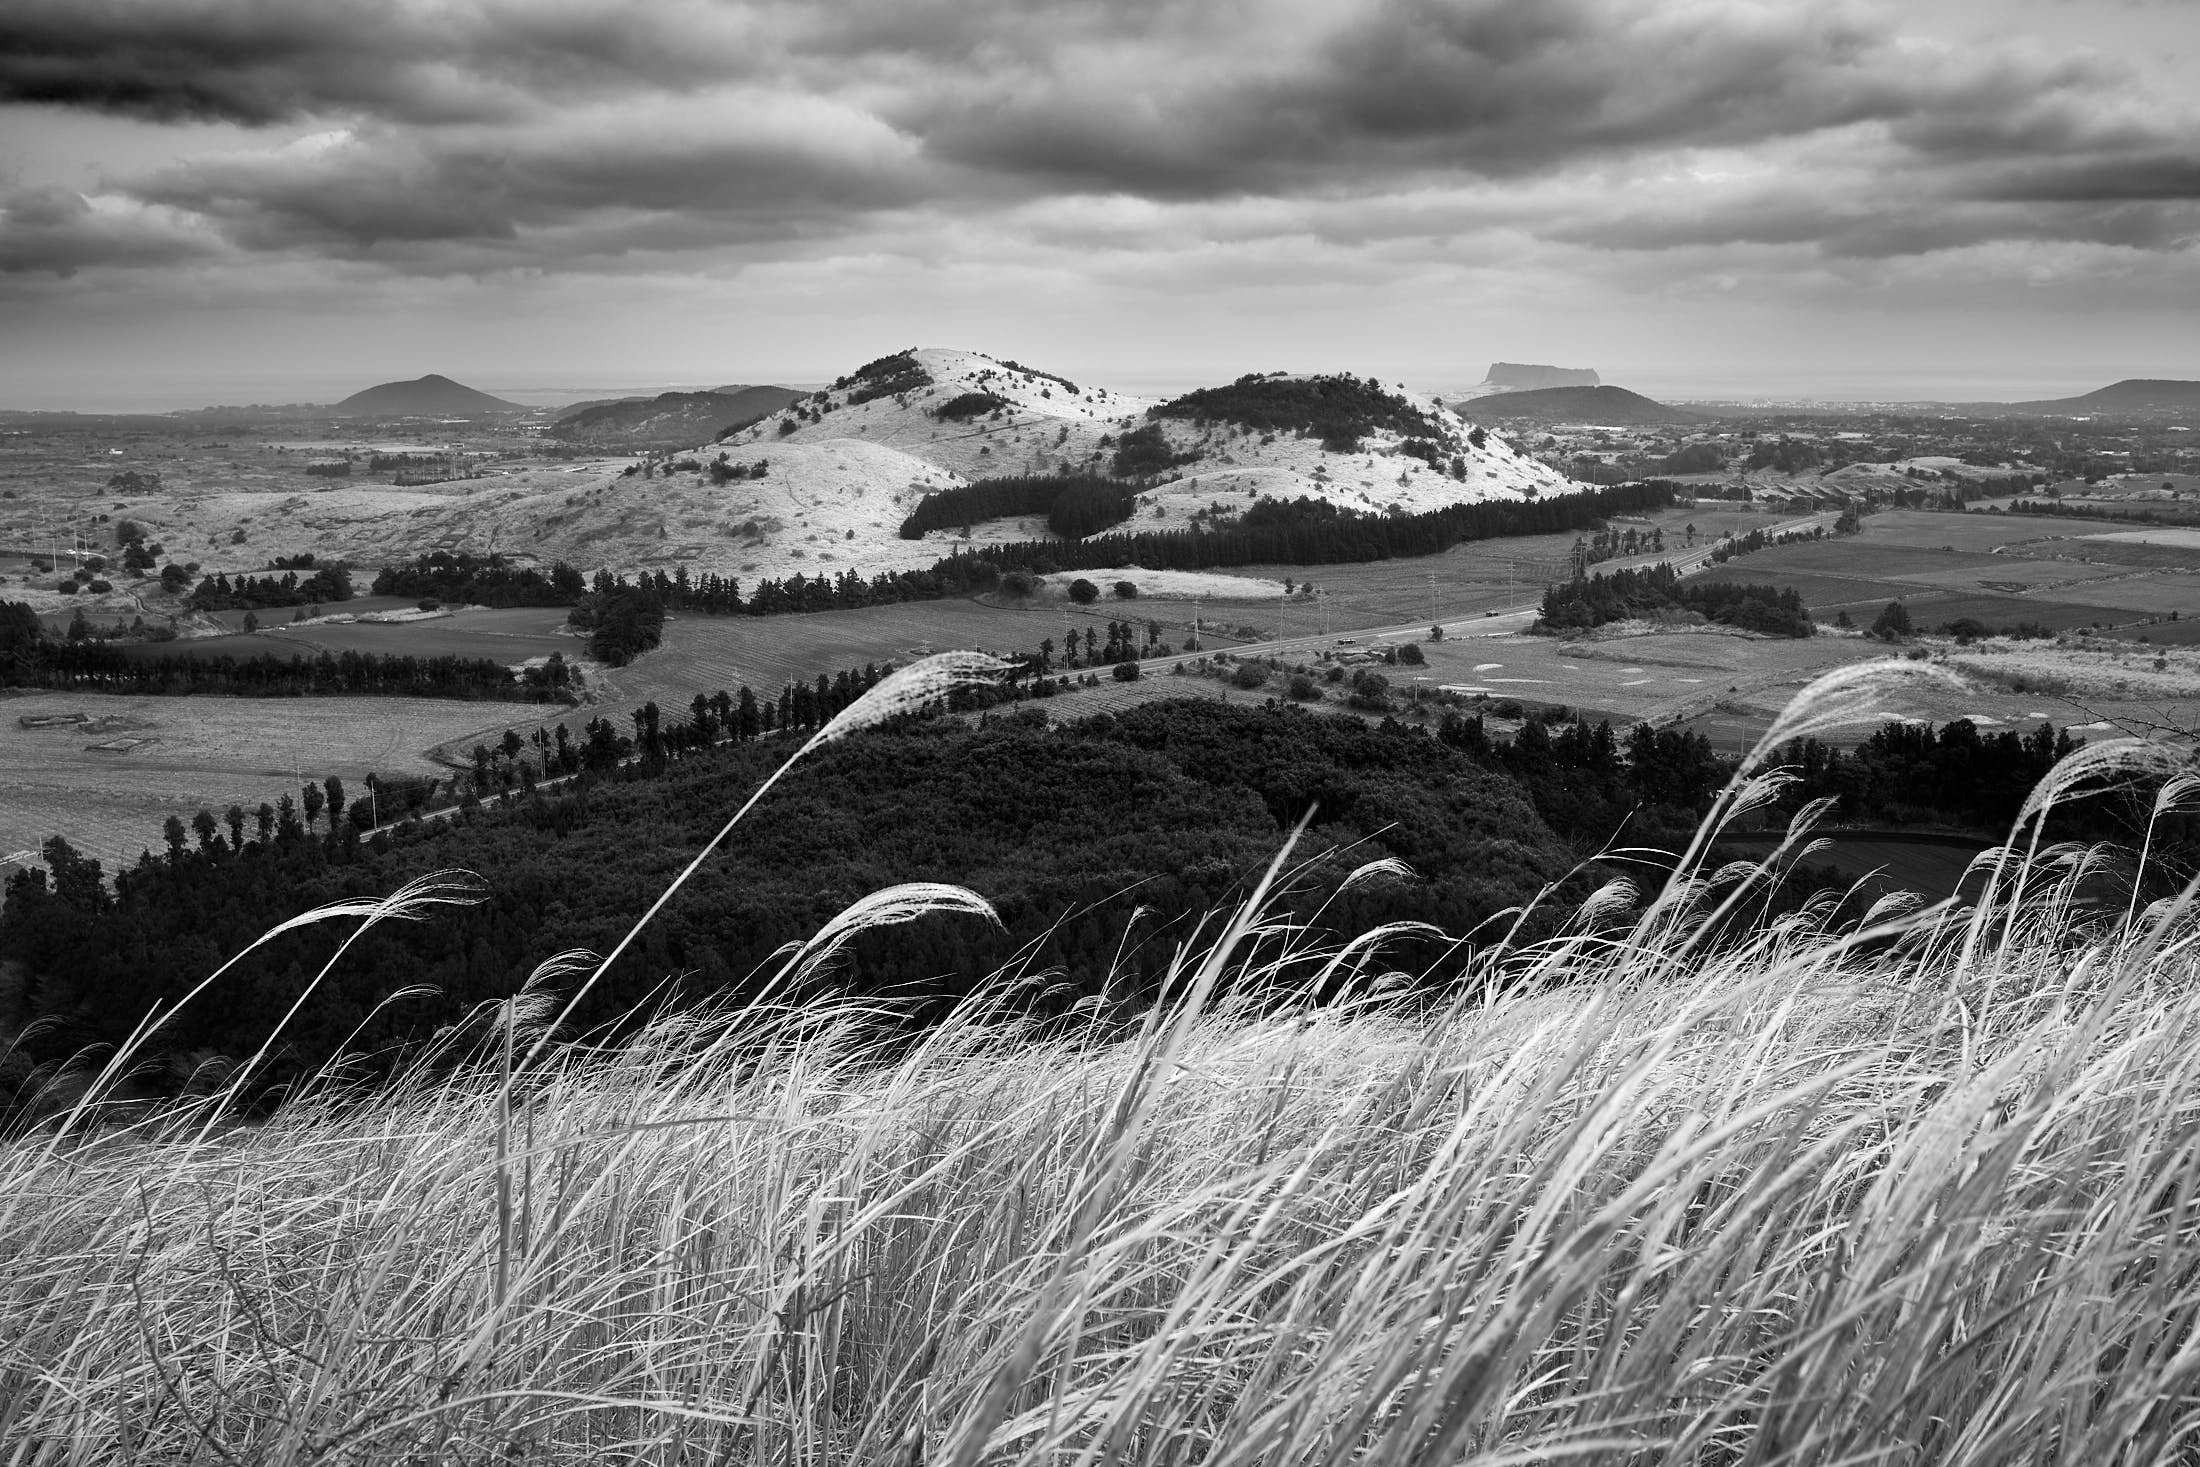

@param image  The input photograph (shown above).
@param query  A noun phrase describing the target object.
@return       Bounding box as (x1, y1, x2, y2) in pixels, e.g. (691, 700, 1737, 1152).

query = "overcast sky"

(2, 0, 2194, 410)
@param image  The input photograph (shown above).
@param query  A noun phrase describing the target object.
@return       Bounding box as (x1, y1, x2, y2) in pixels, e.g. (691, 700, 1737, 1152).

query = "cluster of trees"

(0, 703, 1575, 1111)
(566, 585, 665, 666)
(1033, 620, 1168, 669)
(1654, 443, 1727, 475)
(1152, 373, 1443, 454)
(707, 456, 770, 484)
(966, 481, 1680, 577)
(933, 391, 1009, 422)
(1438, 711, 1726, 853)
(1111, 424, 1201, 478)
(1538, 563, 1815, 637)
(1744, 437, 1826, 474)
(831, 350, 933, 405)
(367, 452, 449, 474)
(4, 636, 562, 701)
(1767, 720, 2087, 832)
(898, 475, 1141, 540)
(370, 553, 586, 607)
(1705, 522, 1840, 566)
(190, 564, 354, 610)
(994, 360, 1078, 392)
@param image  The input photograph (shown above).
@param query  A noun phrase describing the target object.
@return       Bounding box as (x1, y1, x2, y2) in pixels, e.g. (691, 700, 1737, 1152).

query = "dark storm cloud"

(903, 0, 1914, 195)
(1971, 155, 2200, 203)
(0, 186, 214, 274)
(7, 0, 2198, 277)
(0, 0, 757, 125)
(126, 99, 926, 257)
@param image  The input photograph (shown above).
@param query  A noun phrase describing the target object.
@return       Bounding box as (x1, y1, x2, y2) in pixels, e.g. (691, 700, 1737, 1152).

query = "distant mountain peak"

(1452, 383, 1699, 425)
(332, 374, 522, 417)
(2001, 378, 2200, 416)
(1483, 363, 1600, 392)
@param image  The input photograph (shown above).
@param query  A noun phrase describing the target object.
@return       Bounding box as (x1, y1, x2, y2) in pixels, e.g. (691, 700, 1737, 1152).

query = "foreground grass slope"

(3, 664, 2197, 1464)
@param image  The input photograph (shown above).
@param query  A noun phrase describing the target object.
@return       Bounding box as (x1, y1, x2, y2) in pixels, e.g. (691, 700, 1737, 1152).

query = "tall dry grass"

(3, 658, 2198, 1465)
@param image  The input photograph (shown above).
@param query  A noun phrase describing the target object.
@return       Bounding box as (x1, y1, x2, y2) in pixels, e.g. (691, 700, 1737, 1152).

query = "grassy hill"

(69, 348, 1579, 591)
(0, 665, 2190, 1461)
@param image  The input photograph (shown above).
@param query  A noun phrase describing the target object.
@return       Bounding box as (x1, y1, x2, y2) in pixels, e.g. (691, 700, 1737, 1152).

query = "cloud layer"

(1, 0, 2193, 399)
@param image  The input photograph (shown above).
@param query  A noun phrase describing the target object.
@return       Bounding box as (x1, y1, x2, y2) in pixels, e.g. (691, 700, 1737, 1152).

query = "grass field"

(116, 606, 579, 663)
(0, 690, 543, 871)
(5, 670, 2197, 1463)
(1690, 508, 2200, 637)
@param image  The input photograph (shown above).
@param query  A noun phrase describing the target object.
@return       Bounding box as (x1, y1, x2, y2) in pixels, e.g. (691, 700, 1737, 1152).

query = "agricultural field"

(0, 689, 544, 873)
(1690, 508, 2199, 641)
(1187, 502, 1786, 640)
(110, 606, 580, 663)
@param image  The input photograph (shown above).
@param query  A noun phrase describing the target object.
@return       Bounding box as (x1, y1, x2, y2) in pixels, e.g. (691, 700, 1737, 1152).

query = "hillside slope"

(551, 385, 806, 447)
(716, 349, 1574, 553)
(100, 349, 1579, 588)
(2000, 379, 2200, 416)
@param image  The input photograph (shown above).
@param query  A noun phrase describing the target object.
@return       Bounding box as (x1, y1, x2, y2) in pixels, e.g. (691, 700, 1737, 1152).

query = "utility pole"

(1429, 567, 1439, 632)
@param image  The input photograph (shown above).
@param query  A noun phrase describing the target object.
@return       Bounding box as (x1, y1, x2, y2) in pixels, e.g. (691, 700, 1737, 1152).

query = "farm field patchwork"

(1691, 509, 2200, 636)
(0, 690, 544, 872)
(112, 607, 580, 663)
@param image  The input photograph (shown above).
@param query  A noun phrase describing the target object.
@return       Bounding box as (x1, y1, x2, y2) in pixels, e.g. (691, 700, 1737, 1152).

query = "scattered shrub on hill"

(1114, 580, 1139, 599)
(1068, 578, 1099, 604)
(708, 456, 769, 484)
(1154, 372, 1442, 453)
(1113, 659, 1142, 681)
(997, 359, 1078, 392)
(934, 391, 1010, 422)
